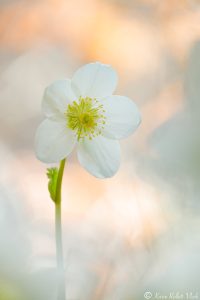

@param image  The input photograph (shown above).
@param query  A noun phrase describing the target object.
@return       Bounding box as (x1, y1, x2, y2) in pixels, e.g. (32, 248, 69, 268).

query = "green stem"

(55, 158, 66, 300)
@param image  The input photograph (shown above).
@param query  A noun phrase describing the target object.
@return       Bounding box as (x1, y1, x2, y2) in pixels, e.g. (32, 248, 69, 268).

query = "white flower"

(35, 62, 141, 178)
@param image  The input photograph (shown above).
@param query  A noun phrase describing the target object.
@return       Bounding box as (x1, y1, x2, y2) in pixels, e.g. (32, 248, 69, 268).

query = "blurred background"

(0, 0, 200, 299)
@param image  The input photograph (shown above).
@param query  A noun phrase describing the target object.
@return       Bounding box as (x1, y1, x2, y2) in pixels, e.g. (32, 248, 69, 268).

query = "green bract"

(46, 167, 58, 202)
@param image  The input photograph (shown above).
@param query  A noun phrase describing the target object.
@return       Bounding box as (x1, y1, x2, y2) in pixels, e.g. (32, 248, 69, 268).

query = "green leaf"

(46, 167, 58, 202)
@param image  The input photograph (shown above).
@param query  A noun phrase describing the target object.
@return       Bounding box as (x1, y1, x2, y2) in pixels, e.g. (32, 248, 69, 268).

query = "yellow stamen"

(65, 96, 106, 140)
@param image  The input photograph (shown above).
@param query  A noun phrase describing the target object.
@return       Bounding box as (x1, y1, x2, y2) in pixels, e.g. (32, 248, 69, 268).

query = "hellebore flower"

(35, 62, 141, 178)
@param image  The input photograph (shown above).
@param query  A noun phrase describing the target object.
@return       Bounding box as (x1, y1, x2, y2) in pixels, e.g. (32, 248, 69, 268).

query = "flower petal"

(35, 119, 76, 163)
(101, 95, 141, 139)
(42, 79, 76, 120)
(77, 136, 120, 178)
(71, 62, 118, 98)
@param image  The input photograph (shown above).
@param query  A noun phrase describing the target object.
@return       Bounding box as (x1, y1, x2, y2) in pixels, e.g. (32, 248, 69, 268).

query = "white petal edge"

(71, 62, 118, 98)
(35, 119, 76, 163)
(42, 79, 76, 120)
(77, 136, 121, 178)
(101, 95, 141, 139)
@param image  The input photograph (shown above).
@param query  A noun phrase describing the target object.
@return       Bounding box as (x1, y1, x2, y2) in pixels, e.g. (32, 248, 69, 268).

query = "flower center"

(65, 96, 106, 140)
